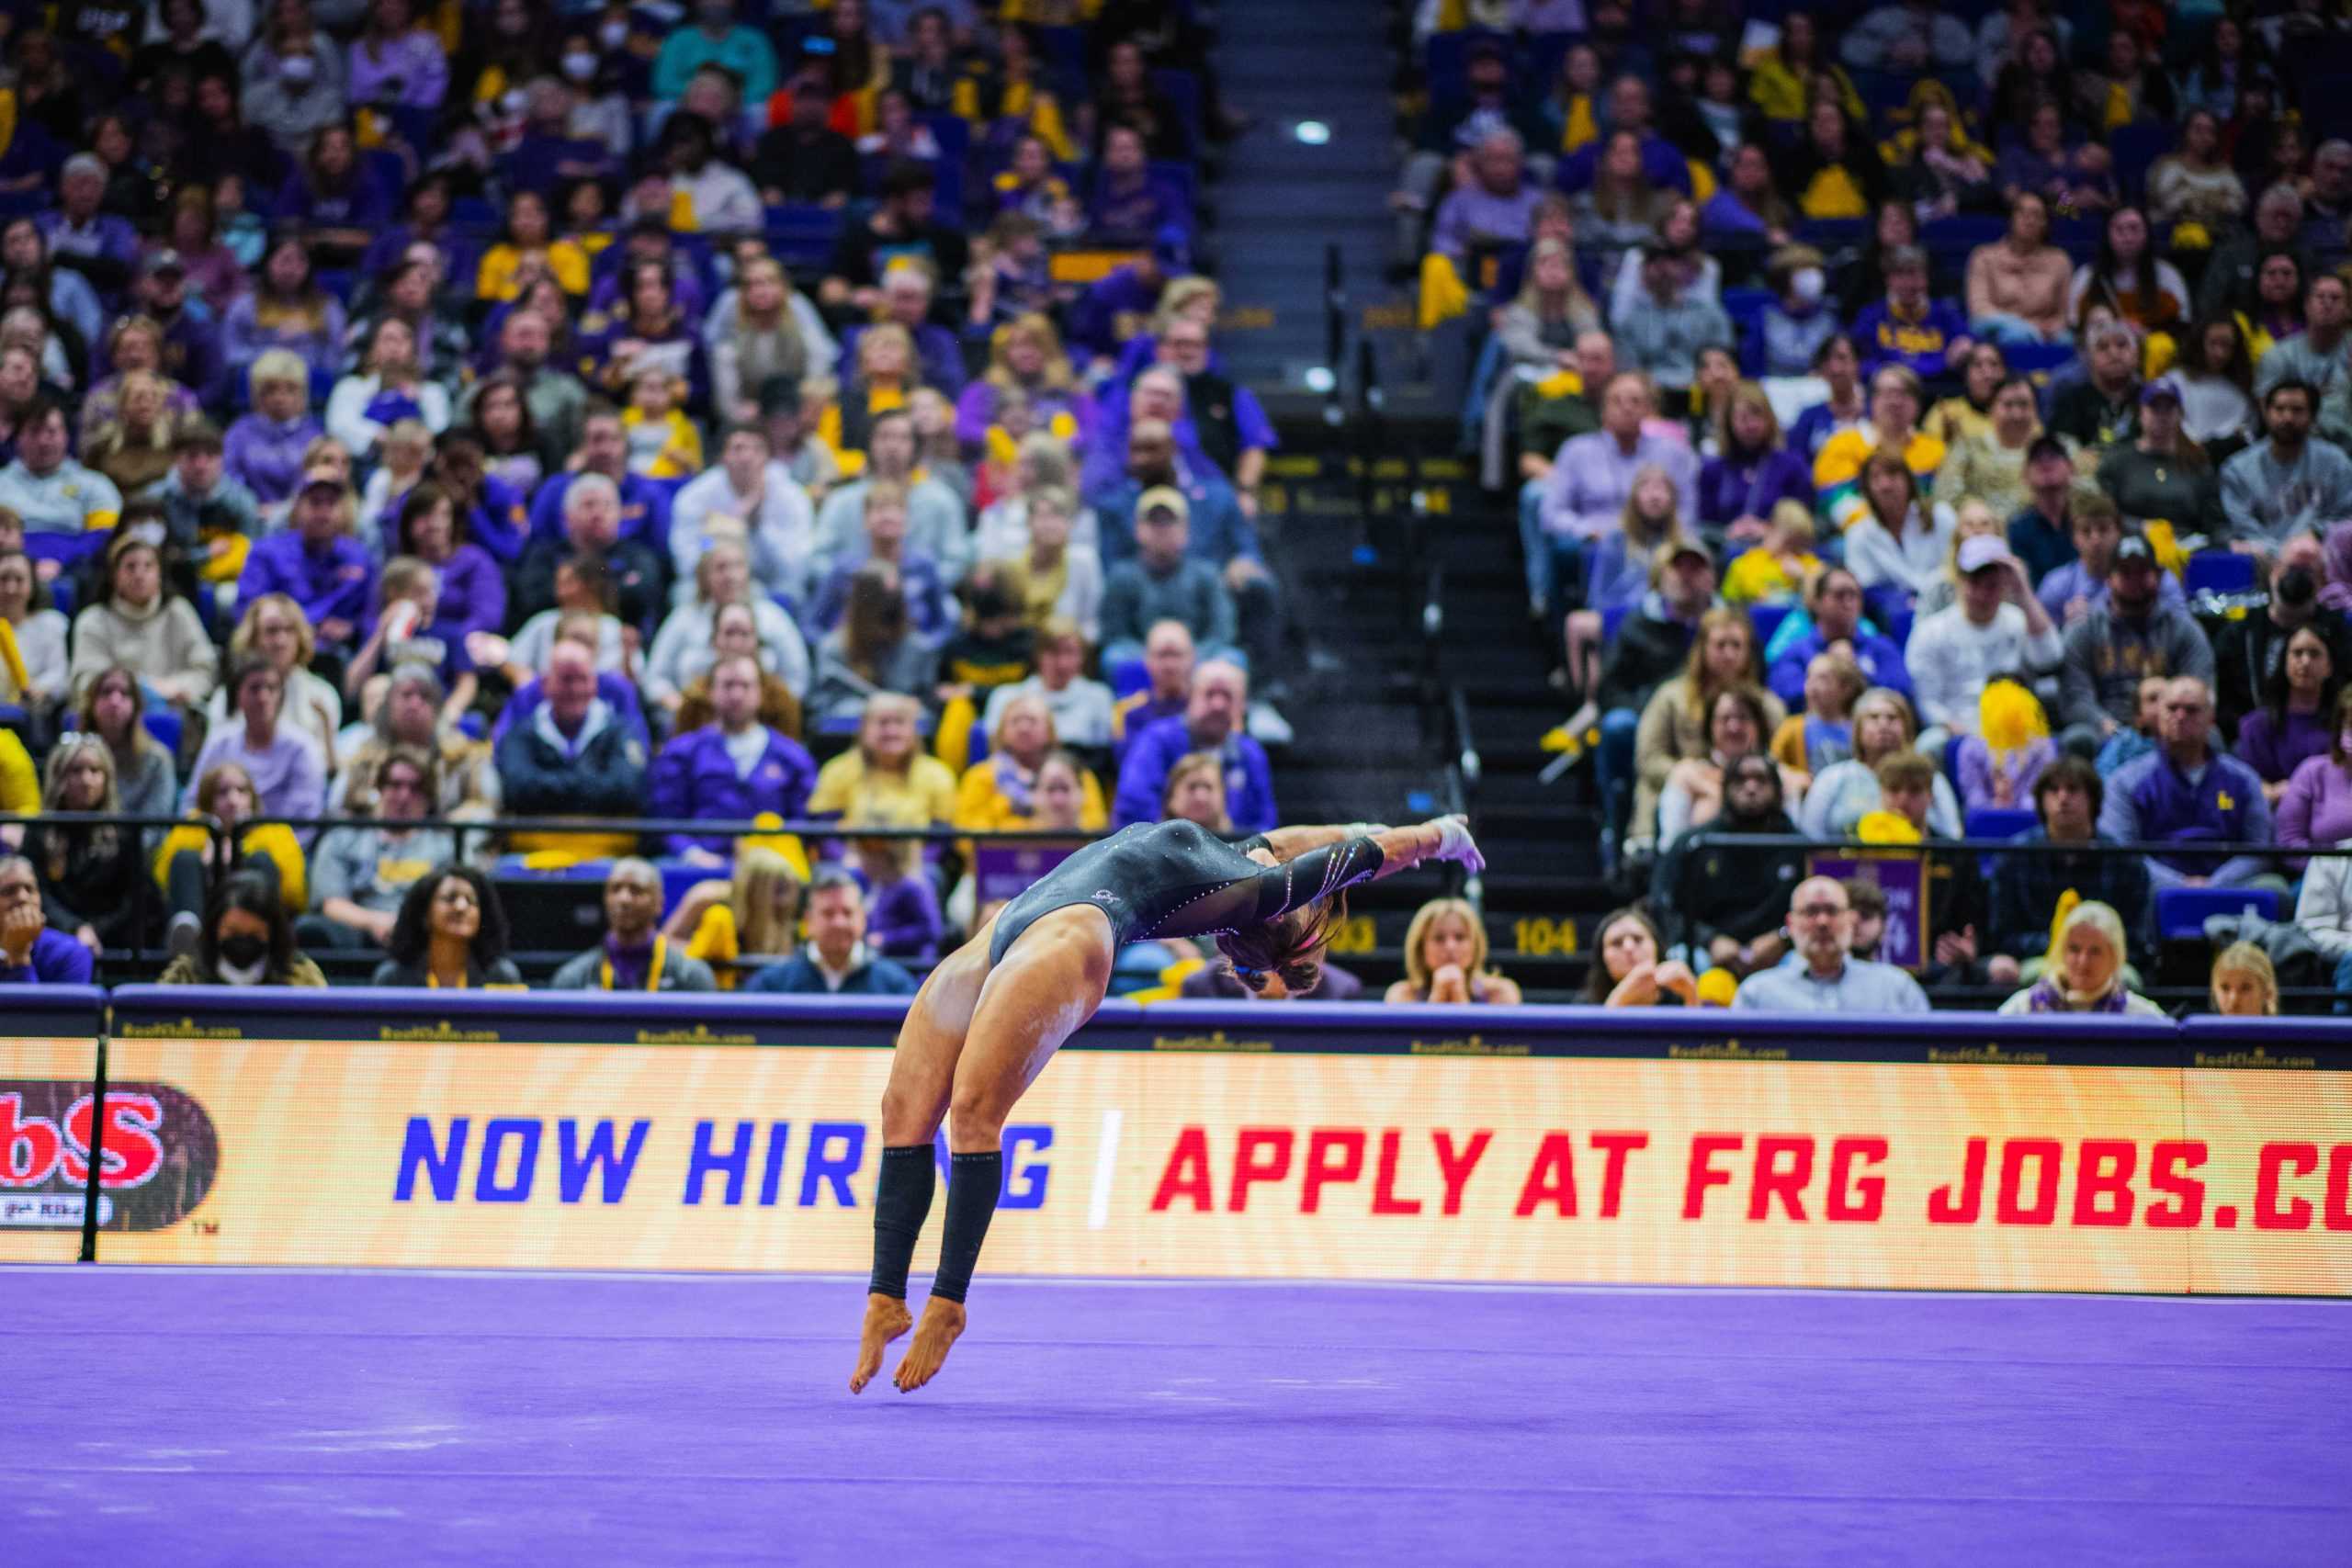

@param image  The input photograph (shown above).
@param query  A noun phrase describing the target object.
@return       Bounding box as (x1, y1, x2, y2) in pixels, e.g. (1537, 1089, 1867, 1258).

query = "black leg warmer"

(868, 1145, 937, 1300)
(929, 1151, 1003, 1304)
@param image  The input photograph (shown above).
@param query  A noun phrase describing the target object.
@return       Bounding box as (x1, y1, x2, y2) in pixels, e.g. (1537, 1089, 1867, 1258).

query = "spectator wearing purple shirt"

(273, 126, 393, 263)
(1531, 372, 1701, 615)
(645, 655, 819, 862)
(1851, 245, 1973, 385)
(185, 656, 328, 829)
(0, 854, 94, 986)
(2235, 626, 2341, 795)
(1069, 230, 1186, 367)
(836, 265, 966, 399)
(237, 475, 378, 652)
(40, 154, 142, 300)
(223, 352, 325, 509)
(851, 840, 945, 961)
(1430, 128, 1544, 263)
(346, 0, 451, 110)
(1695, 386, 1814, 541)
(388, 483, 506, 645)
(1087, 126, 1188, 241)
(1552, 76, 1696, 197)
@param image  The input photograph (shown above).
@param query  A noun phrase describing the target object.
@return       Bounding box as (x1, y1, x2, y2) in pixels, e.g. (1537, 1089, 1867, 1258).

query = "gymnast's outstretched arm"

(1247, 822, 1388, 863)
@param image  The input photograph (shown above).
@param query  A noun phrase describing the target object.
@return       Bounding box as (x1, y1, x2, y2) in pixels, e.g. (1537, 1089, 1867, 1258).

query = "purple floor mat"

(3, 1269, 2346, 1566)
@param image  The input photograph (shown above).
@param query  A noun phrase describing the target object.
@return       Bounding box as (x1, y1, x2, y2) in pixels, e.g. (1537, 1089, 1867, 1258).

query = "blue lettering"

(684, 1119, 754, 1205)
(800, 1121, 866, 1208)
(394, 1116, 468, 1202)
(475, 1119, 541, 1203)
(1002, 1125, 1054, 1210)
(758, 1122, 791, 1207)
(557, 1119, 651, 1204)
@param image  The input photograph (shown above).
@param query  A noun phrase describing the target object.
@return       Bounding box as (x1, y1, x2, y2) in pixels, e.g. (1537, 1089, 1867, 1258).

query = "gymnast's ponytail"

(1216, 892, 1346, 997)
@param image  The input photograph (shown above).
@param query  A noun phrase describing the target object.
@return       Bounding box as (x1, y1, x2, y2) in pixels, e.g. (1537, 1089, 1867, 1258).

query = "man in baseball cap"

(1904, 527, 2061, 744)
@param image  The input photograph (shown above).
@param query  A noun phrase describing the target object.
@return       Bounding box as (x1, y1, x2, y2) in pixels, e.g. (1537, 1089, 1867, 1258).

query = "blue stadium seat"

(2107, 123, 2173, 204)
(2001, 341, 2076, 377)
(1964, 807, 2037, 841)
(1749, 601, 1792, 649)
(2154, 886, 2280, 941)
(1600, 604, 1630, 646)
(1109, 657, 1149, 698)
(2186, 551, 2256, 595)
(141, 707, 182, 758)
(1149, 68, 1203, 158)
(1721, 287, 1773, 339)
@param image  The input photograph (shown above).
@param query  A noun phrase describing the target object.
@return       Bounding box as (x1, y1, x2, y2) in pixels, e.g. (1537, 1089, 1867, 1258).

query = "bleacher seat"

(2154, 886, 2281, 942)
(1749, 602, 1792, 650)
(1963, 807, 2037, 874)
(1108, 657, 1149, 698)
(2186, 552, 2256, 595)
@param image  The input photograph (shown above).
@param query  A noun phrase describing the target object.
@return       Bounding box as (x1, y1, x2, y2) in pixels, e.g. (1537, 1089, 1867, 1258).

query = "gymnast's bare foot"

(892, 1297, 967, 1393)
(850, 1292, 912, 1393)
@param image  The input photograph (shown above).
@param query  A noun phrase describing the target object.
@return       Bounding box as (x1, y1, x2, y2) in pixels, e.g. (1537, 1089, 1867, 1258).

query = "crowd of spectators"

(1396, 0, 2352, 1012)
(0, 0, 1312, 997)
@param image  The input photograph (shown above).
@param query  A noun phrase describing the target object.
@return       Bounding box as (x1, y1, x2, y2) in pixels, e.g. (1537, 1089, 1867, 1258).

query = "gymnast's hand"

(1422, 815, 1485, 875)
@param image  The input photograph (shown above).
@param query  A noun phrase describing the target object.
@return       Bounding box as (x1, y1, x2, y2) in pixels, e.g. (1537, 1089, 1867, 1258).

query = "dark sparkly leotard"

(987, 819, 1385, 965)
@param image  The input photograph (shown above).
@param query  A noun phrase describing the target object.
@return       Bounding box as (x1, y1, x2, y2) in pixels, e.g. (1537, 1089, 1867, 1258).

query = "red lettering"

(1148, 1126, 1215, 1213)
(1928, 1138, 1987, 1224)
(1514, 1133, 1577, 1217)
(0, 1093, 62, 1187)
(1996, 1139, 2064, 1225)
(1228, 1128, 1295, 1212)
(1371, 1129, 1423, 1215)
(1826, 1136, 1888, 1222)
(2328, 1146, 2352, 1234)
(1432, 1130, 1491, 1215)
(1590, 1132, 1647, 1219)
(1682, 1134, 1741, 1220)
(1300, 1129, 1365, 1214)
(1748, 1135, 1814, 1222)
(2072, 1140, 2137, 1227)
(59, 1094, 164, 1190)
(2144, 1141, 2207, 1229)
(2256, 1144, 2319, 1232)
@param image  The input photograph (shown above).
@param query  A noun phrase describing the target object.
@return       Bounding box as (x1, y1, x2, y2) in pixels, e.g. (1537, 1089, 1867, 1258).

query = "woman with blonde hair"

(670, 600, 807, 739)
(1496, 238, 1601, 375)
(807, 691, 958, 839)
(82, 318, 196, 442)
(1930, 373, 2042, 520)
(644, 539, 813, 717)
(74, 664, 175, 821)
(25, 735, 148, 955)
(952, 691, 1107, 833)
(1800, 686, 1962, 839)
(151, 759, 309, 939)
(664, 846, 806, 991)
(1385, 897, 1522, 1004)
(222, 347, 325, 510)
(956, 311, 1089, 451)
(1632, 606, 1786, 851)
(1916, 497, 2005, 616)
(206, 592, 342, 769)
(1998, 901, 2164, 1014)
(711, 256, 812, 421)
(2209, 942, 2280, 1016)
(817, 322, 922, 471)
(83, 370, 183, 496)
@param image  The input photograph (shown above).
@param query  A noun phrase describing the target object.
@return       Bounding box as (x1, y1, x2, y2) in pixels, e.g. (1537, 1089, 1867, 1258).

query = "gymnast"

(852, 813, 1486, 1393)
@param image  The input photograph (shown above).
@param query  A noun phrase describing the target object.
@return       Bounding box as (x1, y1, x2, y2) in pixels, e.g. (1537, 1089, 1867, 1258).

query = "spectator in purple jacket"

(647, 655, 819, 863)
(1430, 126, 1544, 263)
(0, 852, 95, 986)
(273, 125, 392, 267)
(222, 350, 326, 512)
(40, 154, 141, 302)
(850, 834, 945, 961)
(391, 483, 505, 645)
(237, 473, 377, 653)
(1851, 244, 1973, 387)
(1087, 124, 1188, 240)
(346, 0, 451, 111)
(1696, 382, 1813, 548)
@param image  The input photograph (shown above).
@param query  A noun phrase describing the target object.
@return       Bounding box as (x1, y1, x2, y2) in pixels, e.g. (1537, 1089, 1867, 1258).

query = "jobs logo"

(0, 1082, 220, 1232)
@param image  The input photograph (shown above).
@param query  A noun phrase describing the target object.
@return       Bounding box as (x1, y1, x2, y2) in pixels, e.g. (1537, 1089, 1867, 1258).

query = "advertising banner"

(85, 993, 2352, 1294)
(0, 990, 107, 1264)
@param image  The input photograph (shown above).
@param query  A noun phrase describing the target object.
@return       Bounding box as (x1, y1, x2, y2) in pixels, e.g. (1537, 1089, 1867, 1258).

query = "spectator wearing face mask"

(2208, 533, 2352, 739)
(158, 870, 326, 987)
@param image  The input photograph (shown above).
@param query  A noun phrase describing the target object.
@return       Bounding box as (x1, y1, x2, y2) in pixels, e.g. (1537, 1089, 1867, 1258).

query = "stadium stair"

(1204, 0, 1398, 400)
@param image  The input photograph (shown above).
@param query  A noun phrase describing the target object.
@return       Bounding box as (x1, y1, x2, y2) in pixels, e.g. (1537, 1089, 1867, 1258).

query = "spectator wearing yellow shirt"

(807, 692, 958, 840)
(951, 693, 1108, 835)
(474, 190, 592, 302)
(662, 845, 805, 991)
(619, 360, 704, 479)
(153, 760, 309, 953)
(1723, 502, 1823, 606)
(1745, 12, 1864, 130)
(1815, 365, 1947, 510)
